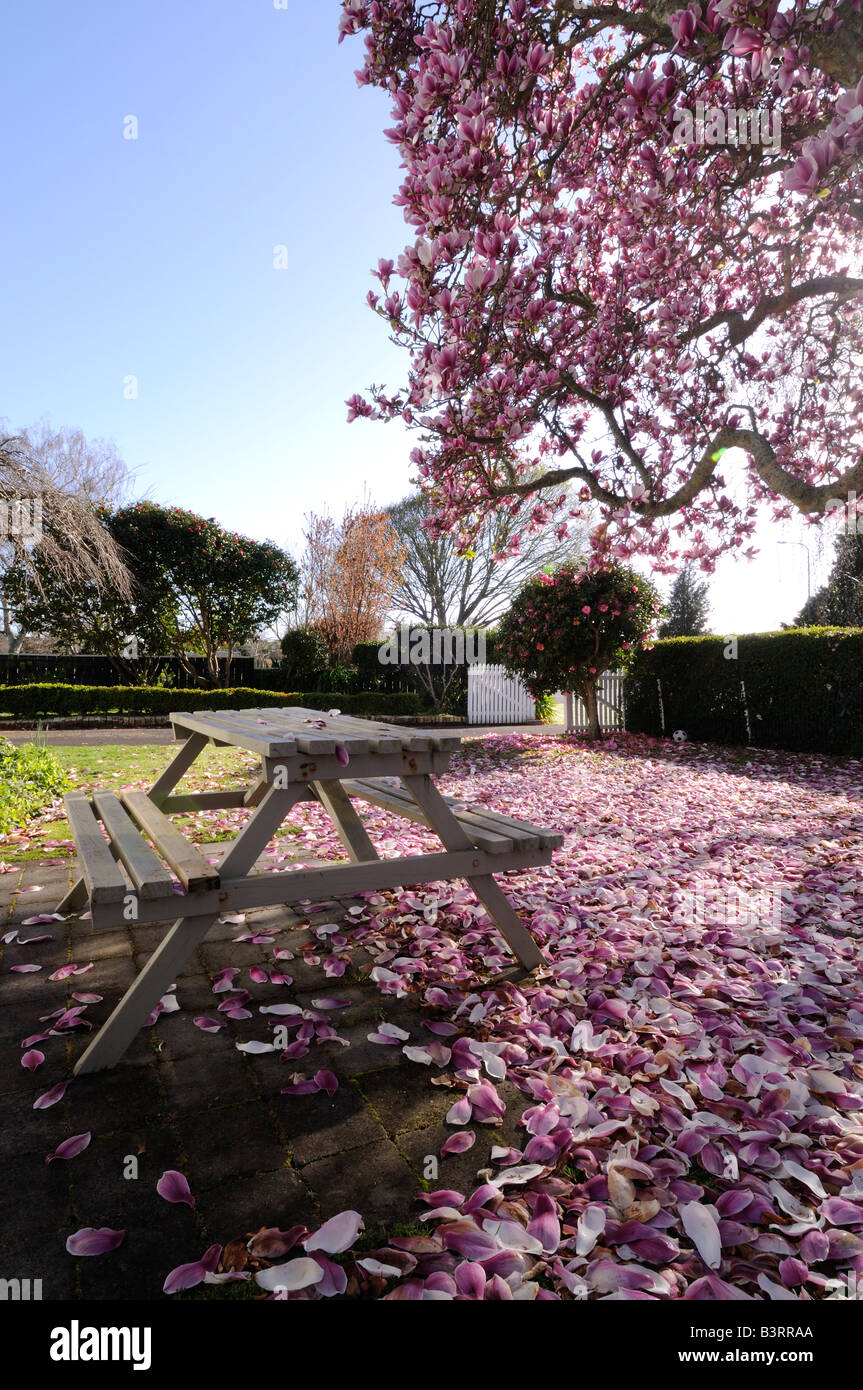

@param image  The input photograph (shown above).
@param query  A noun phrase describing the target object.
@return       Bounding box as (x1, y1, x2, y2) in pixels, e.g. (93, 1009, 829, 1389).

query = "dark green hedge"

(625, 628, 863, 756)
(0, 685, 421, 720)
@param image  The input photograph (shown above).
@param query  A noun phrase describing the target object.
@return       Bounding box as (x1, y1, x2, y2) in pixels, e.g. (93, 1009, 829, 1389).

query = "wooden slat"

(216, 708, 341, 756)
(455, 806, 539, 850)
(149, 731, 208, 801)
(171, 705, 459, 757)
(158, 791, 248, 814)
(204, 709, 304, 749)
(170, 717, 232, 748)
(63, 793, 128, 906)
(274, 706, 433, 753)
(313, 709, 463, 753)
(459, 802, 564, 849)
(169, 711, 298, 757)
(269, 706, 374, 754)
(343, 777, 515, 854)
(400, 774, 545, 970)
(312, 780, 379, 863)
(330, 710, 463, 754)
(92, 793, 175, 900)
(85, 839, 557, 930)
(287, 708, 401, 756)
(120, 790, 221, 892)
(243, 773, 271, 808)
(261, 749, 453, 782)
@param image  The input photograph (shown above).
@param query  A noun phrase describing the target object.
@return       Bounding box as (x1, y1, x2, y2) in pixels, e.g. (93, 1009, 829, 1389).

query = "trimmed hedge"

(625, 628, 863, 756)
(0, 685, 422, 720)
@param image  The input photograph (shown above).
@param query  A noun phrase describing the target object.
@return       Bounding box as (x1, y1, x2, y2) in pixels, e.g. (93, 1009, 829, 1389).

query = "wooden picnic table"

(59, 707, 561, 1074)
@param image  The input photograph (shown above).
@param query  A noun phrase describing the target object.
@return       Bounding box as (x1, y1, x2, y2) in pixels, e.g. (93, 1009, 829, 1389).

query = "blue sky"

(1, 1, 415, 545)
(0, 0, 833, 630)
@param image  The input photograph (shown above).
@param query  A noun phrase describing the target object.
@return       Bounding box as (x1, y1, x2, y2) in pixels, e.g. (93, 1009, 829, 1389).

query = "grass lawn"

(0, 743, 266, 862)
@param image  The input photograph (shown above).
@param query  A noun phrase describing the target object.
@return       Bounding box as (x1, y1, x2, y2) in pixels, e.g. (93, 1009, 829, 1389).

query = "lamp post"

(778, 540, 811, 603)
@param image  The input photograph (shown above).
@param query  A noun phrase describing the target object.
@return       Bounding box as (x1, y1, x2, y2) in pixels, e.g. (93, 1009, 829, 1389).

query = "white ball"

(673, 729, 687, 743)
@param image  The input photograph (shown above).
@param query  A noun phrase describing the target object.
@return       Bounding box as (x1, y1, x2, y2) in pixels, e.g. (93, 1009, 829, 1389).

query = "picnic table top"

(169, 705, 463, 760)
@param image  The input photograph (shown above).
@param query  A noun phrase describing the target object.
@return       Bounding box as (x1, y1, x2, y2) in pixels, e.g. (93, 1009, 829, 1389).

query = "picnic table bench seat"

(342, 777, 563, 854)
(61, 790, 220, 910)
(59, 707, 562, 1076)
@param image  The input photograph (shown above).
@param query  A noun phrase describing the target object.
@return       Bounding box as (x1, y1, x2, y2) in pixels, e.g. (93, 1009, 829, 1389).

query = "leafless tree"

(1, 422, 133, 653)
(300, 499, 405, 663)
(387, 490, 587, 628)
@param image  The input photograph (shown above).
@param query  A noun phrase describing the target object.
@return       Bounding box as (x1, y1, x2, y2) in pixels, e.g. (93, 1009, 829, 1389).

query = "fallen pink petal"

(47, 1132, 92, 1163)
(156, 1170, 196, 1208)
(441, 1131, 475, 1157)
(33, 1081, 68, 1110)
(66, 1228, 126, 1257)
(163, 1244, 222, 1294)
(47, 963, 80, 982)
(304, 1210, 363, 1255)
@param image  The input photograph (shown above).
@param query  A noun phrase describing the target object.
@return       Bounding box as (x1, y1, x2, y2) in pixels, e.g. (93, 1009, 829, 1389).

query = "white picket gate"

(565, 671, 625, 733)
(467, 664, 536, 725)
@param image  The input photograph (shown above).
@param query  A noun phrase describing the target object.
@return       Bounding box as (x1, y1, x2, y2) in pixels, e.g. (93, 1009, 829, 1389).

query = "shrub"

(351, 641, 387, 690)
(279, 629, 329, 688)
(534, 692, 557, 723)
(317, 663, 359, 695)
(0, 738, 70, 833)
(0, 686, 422, 720)
(498, 563, 660, 738)
(624, 628, 863, 756)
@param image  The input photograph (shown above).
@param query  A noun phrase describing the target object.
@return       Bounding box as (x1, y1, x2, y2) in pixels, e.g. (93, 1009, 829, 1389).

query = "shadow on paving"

(0, 849, 525, 1301)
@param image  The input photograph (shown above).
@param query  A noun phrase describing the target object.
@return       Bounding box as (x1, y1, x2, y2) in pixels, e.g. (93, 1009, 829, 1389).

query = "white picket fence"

(467, 664, 536, 724)
(565, 671, 626, 733)
(467, 665, 626, 729)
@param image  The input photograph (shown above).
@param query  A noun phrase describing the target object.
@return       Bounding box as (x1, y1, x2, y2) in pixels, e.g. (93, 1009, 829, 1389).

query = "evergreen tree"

(793, 532, 863, 628)
(659, 567, 711, 638)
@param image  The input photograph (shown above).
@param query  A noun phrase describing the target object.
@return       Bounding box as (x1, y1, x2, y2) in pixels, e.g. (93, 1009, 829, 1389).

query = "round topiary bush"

(497, 562, 661, 738)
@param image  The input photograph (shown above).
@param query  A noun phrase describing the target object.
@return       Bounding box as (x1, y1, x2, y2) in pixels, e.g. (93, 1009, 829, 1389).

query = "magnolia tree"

(340, 1, 863, 571)
(497, 563, 660, 736)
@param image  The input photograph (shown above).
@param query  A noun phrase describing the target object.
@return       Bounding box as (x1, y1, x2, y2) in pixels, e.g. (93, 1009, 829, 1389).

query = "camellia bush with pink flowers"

(497, 563, 660, 736)
(340, 0, 863, 572)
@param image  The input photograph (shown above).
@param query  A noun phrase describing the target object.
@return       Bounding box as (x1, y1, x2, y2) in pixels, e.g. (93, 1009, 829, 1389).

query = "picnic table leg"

(73, 784, 303, 1075)
(401, 775, 545, 973)
(55, 877, 90, 915)
(311, 780, 380, 864)
(148, 731, 209, 805)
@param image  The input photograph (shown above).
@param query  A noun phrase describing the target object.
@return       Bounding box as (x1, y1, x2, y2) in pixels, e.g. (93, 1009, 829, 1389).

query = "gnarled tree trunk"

(582, 679, 602, 741)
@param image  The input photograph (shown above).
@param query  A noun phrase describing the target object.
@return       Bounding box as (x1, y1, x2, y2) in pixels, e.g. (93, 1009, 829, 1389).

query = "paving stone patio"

(0, 846, 525, 1300)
